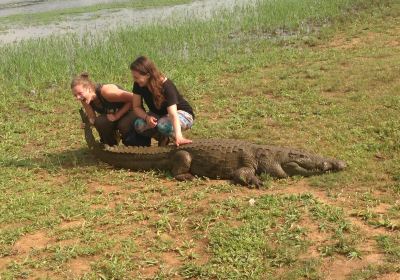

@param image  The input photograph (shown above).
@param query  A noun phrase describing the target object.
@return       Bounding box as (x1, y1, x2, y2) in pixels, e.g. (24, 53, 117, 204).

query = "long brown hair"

(70, 72, 95, 90)
(130, 56, 165, 109)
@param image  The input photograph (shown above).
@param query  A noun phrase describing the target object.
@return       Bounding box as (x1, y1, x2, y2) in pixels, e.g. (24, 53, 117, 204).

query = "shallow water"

(0, 0, 122, 16)
(0, 0, 253, 44)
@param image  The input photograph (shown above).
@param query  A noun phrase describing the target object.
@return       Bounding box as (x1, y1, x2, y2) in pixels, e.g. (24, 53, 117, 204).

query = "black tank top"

(90, 84, 125, 114)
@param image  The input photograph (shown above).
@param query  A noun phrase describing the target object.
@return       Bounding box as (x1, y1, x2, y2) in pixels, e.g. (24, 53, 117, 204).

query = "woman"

(130, 56, 194, 146)
(71, 72, 148, 146)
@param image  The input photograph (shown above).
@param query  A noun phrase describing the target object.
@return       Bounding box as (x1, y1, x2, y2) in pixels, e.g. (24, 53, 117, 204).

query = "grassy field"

(0, 0, 193, 27)
(1, 0, 400, 279)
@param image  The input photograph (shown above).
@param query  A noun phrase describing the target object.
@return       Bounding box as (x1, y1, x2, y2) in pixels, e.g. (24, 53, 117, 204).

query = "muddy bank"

(0, 0, 254, 44)
(0, 0, 121, 17)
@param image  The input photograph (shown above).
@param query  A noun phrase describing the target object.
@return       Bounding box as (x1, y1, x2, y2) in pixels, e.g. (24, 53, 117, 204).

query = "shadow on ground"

(0, 148, 98, 170)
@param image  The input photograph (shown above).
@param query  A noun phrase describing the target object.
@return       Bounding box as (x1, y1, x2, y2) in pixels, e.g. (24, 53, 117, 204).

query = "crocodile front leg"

(232, 167, 262, 188)
(172, 150, 194, 181)
(263, 164, 288, 179)
(231, 150, 262, 187)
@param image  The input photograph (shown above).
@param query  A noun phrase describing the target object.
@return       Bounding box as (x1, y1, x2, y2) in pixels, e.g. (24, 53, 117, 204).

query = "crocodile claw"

(249, 176, 263, 189)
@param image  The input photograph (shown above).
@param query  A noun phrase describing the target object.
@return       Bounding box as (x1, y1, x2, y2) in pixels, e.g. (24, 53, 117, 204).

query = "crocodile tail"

(79, 108, 97, 150)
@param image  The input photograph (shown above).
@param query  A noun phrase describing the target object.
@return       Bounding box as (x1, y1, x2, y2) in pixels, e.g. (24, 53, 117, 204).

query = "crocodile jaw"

(281, 159, 347, 177)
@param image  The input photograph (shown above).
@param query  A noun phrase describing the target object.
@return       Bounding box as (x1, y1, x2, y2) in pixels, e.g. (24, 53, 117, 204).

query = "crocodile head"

(280, 151, 347, 177)
(256, 148, 346, 177)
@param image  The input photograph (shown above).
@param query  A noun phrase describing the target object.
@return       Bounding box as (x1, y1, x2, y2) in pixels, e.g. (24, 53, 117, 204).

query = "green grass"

(0, 0, 193, 27)
(181, 194, 357, 279)
(1, 0, 400, 278)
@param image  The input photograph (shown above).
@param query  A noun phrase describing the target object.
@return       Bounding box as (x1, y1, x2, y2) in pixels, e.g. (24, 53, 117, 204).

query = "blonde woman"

(71, 73, 142, 146)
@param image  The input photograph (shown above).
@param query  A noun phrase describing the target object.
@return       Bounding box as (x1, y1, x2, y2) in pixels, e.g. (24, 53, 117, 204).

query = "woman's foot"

(174, 136, 192, 147)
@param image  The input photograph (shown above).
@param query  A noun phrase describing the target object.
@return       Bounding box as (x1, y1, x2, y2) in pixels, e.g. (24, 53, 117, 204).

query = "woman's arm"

(101, 84, 133, 102)
(167, 104, 192, 146)
(81, 101, 96, 125)
(132, 94, 157, 128)
(163, 80, 192, 145)
(132, 94, 147, 119)
(110, 101, 131, 121)
(101, 84, 134, 121)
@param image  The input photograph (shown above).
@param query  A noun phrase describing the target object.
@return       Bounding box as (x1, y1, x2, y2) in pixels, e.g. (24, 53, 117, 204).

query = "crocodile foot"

(175, 173, 195, 181)
(233, 167, 263, 188)
(247, 176, 263, 188)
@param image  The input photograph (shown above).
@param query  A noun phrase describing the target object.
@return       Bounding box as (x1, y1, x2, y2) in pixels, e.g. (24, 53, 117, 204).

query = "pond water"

(0, 0, 122, 16)
(0, 0, 253, 44)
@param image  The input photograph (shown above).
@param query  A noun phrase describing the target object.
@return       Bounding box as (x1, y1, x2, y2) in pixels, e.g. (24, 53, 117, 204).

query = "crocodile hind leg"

(232, 167, 262, 188)
(172, 150, 194, 181)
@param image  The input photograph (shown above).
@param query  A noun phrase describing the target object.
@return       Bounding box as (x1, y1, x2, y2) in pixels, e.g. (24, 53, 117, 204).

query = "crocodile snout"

(319, 160, 346, 172)
(335, 160, 347, 171)
(320, 161, 331, 171)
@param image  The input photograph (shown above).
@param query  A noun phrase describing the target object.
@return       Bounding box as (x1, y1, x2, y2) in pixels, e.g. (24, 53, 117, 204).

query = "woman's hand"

(175, 136, 192, 147)
(146, 115, 158, 128)
(107, 113, 118, 122)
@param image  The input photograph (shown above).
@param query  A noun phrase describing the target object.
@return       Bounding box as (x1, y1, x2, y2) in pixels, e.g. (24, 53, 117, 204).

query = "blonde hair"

(70, 72, 96, 90)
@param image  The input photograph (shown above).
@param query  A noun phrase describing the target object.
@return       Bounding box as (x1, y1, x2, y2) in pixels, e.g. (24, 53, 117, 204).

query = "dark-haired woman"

(71, 73, 149, 146)
(130, 56, 194, 146)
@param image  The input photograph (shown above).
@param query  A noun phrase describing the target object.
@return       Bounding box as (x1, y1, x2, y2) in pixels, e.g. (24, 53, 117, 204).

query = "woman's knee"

(134, 118, 147, 133)
(117, 112, 135, 136)
(94, 115, 113, 131)
(157, 117, 173, 136)
(177, 111, 194, 131)
(93, 115, 118, 146)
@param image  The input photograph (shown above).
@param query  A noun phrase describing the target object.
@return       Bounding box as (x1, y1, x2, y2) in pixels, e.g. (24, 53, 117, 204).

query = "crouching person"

(130, 56, 195, 146)
(71, 72, 150, 146)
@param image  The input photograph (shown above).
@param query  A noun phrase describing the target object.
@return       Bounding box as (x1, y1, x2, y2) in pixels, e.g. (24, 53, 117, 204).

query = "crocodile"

(80, 109, 346, 187)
